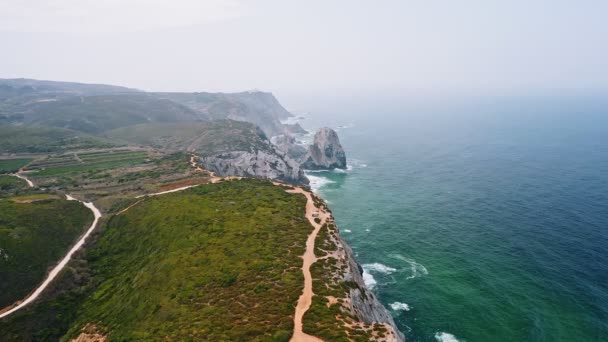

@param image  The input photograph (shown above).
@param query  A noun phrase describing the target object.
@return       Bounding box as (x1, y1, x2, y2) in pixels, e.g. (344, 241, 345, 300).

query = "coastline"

(297, 176, 405, 341)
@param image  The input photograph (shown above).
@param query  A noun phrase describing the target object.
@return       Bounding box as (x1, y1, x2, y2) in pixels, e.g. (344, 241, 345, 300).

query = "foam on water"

(363, 263, 397, 274)
(435, 332, 461, 342)
(390, 254, 429, 279)
(390, 302, 411, 311)
(361, 263, 397, 290)
(306, 174, 335, 192)
(343, 229, 352, 233)
(362, 269, 377, 289)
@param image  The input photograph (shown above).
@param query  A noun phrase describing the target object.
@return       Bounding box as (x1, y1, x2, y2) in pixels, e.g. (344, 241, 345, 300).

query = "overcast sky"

(1, 0, 607, 103)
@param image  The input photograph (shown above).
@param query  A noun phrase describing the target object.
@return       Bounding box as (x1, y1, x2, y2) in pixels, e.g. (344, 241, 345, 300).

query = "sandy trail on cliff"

(278, 184, 329, 342)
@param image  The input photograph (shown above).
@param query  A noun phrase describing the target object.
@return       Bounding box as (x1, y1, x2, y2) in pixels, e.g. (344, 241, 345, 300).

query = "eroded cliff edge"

(304, 193, 405, 341)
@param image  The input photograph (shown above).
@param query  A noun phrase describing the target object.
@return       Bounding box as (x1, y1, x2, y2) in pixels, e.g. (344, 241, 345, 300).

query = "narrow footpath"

(0, 174, 102, 319)
(281, 185, 330, 342)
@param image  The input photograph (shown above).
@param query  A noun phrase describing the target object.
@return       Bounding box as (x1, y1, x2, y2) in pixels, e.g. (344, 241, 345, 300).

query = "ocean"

(296, 95, 608, 341)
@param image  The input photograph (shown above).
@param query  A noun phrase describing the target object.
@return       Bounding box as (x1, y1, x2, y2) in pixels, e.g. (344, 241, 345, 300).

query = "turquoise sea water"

(298, 95, 608, 341)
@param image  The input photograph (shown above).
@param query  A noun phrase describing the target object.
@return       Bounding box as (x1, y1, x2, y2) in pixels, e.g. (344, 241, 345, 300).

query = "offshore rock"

(301, 127, 347, 170)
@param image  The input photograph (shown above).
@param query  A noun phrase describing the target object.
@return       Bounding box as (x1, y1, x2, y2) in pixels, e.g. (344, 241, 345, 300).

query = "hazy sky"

(1, 0, 607, 102)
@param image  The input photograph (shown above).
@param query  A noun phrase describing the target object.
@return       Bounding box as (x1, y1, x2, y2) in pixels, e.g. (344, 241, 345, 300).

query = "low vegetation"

(0, 198, 93, 308)
(0, 159, 32, 173)
(0, 179, 313, 341)
(0, 125, 116, 154)
(0, 175, 29, 193)
(107, 120, 273, 155)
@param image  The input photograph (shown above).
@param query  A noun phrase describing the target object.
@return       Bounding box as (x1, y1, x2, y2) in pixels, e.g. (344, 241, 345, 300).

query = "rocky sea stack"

(301, 127, 347, 170)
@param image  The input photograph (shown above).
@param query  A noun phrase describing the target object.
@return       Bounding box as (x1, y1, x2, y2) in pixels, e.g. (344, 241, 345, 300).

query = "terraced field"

(25, 150, 149, 177)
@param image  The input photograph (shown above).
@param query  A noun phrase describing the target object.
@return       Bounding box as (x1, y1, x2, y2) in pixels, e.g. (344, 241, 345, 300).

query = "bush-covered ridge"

(0, 179, 311, 341)
(0, 198, 93, 308)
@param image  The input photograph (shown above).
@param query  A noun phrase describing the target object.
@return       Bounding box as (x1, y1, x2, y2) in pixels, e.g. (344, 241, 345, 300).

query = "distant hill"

(0, 78, 298, 138)
(0, 78, 138, 99)
(106, 120, 271, 154)
(0, 125, 117, 154)
(155, 91, 293, 137)
(2, 94, 203, 134)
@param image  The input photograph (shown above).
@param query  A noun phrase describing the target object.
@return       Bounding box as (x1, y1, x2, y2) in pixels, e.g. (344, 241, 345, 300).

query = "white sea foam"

(362, 263, 397, 274)
(306, 174, 334, 192)
(390, 254, 429, 279)
(343, 229, 352, 233)
(362, 269, 377, 289)
(361, 263, 396, 290)
(389, 302, 410, 311)
(348, 159, 368, 169)
(435, 332, 461, 342)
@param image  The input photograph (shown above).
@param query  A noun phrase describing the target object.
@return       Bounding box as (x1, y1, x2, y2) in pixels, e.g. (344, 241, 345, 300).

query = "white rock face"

(301, 127, 347, 170)
(200, 149, 309, 185)
(272, 134, 307, 160)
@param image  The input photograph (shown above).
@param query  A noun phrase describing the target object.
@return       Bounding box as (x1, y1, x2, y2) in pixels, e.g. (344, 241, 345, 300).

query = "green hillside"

(0, 198, 93, 308)
(106, 120, 273, 155)
(0, 179, 312, 341)
(0, 125, 116, 153)
(4, 94, 203, 134)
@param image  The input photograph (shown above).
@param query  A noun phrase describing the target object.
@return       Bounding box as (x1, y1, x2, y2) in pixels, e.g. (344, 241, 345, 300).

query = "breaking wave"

(306, 174, 334, 192)
(435, 332, 461, 342)
(390, 302, 411, 311)
(363, 263, 397, 274)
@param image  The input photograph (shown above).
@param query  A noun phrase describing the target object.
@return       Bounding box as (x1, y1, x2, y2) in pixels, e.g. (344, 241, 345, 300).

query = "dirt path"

(279, 185, 330, 342)
(0, 192, 102, 319)
(12, 170, 34, 188)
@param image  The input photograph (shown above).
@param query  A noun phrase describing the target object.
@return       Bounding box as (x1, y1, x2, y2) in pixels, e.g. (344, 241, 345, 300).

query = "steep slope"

(0, 197, 93, 309)
(156, 91, 294, 137)
(0, 179, 403, 341)
(107, 121, 309, 184)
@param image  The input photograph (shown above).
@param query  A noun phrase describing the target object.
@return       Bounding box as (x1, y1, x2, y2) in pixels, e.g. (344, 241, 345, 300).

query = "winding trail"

(0, 174, 102, 319)
(282, 185, 330, 342)
(12, 170, 34, 187)
(1, 160, 328, 342)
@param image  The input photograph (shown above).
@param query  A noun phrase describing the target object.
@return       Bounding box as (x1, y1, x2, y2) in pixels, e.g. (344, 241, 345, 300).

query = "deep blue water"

(297, 95, 608, 341)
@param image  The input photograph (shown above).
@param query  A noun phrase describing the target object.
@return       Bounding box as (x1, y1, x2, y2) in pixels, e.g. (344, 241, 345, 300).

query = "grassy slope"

(11, 94, 202, 134)
(0, 125, 116, 154)
(0, 159, 32, 173)
(0, 175, 28, 193)
(0, 179, 312, 341)
(106, 120, 273, 155)
(0, 198, 93, 308)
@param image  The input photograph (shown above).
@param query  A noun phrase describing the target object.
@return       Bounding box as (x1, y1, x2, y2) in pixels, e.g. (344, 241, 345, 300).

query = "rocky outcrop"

(338, 233, 404, 341)
(271, 134, 308, 160)
(313, 201, 405, 341)
(199, 149, 309, 185)
(282, 122, 308, 135)
(301, 127, 347, 170)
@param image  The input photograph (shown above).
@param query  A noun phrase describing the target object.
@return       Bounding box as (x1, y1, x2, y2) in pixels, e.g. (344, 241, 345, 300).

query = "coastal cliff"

(304, 193, 405, 341)
(301, 127, 347, 170)
(199, 149, 308, 185)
